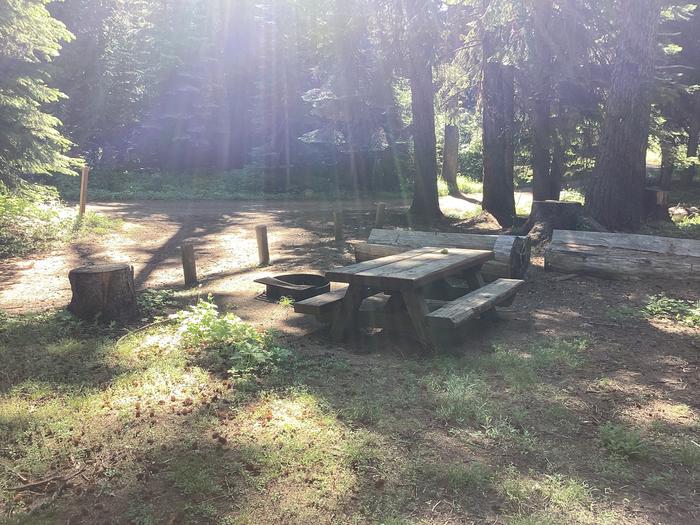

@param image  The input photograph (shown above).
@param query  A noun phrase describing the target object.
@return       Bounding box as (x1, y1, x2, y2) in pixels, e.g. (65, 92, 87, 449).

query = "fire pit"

(254, 273, 330, 301)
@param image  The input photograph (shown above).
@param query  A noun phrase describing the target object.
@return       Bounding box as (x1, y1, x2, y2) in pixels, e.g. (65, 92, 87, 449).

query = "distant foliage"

(172, 298, 289, 375)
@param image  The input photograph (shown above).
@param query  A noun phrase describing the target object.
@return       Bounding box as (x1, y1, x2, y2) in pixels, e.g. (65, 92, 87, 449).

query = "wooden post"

(333, 211, 344, 244)
(255, 225, 270, 265)
(181, 241, 197, 286)
(375, 202, 386, 228)
(79, 165, 89, 218)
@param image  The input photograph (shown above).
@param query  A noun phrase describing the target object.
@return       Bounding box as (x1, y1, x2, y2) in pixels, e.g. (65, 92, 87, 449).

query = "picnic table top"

(325, 247, 493, 290)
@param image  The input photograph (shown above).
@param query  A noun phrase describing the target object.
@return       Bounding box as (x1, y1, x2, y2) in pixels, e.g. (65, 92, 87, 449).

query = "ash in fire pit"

(255, 273, 330, 301)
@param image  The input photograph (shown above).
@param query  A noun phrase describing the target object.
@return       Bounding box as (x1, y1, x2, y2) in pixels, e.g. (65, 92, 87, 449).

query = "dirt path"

(0, 194, 534, 318)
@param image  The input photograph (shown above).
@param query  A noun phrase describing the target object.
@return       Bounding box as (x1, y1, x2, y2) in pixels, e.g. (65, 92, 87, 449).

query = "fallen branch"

(9, 464, 85, 492)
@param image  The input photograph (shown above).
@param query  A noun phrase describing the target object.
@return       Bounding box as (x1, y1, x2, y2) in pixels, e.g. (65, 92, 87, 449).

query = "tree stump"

(521, 200, 583, 243)
(68, 264, 137, 322)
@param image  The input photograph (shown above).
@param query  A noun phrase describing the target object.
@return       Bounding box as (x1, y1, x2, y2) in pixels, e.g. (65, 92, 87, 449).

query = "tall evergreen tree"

(0, 0, 76, 187)
(585, 0, 662, 231)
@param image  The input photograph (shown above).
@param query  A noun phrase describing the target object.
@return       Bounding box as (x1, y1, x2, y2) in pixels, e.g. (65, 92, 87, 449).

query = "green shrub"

(0, 183, 120, 258)
(599, 423, 647, 459)
(172, 298, 289, 375)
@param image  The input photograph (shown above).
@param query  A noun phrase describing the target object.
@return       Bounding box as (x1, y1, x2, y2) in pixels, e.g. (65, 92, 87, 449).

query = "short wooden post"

(181, 241, 197, 286)
(79, 165, 89, 218)
(375, 202, 386, 228)
(255, 225, 270, 265)
(333, 211, 344, 244)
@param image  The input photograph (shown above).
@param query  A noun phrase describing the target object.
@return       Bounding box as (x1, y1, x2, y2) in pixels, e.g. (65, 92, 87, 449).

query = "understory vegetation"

(0, 185, 121, 258)
(0, 294, 697, 524)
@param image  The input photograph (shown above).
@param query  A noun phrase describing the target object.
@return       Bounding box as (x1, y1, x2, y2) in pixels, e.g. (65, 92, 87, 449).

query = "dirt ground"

(0, 197, 698, 524)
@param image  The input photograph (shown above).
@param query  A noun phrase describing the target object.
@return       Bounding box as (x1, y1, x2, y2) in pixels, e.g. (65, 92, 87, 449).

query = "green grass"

(0, 184, 120, 258)
(48, 168, 411, 202)
(437, 175, 483, 196)
(0, 306, 696, 523)
(598, 423, 647, 459)
(643, 294, 700, 326)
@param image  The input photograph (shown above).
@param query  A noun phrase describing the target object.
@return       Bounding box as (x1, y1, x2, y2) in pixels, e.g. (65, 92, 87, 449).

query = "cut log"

(68, 264, 137, 321)
(544, 230, 700, 281)
(521, 200, 583, 243)
(355, 229, 531, 280)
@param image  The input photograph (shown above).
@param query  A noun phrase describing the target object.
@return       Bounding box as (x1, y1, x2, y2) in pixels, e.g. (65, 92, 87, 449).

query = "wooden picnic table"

(324, 246, 493, 349)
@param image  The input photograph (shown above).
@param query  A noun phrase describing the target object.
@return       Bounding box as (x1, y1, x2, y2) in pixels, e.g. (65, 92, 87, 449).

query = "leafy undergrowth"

(0, 300, 697, 524)
(606, 293, 700, 328)
(0, 184, 121, 258)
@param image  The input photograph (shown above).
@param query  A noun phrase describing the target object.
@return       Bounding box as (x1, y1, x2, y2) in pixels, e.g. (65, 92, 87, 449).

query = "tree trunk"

(441, 124, 460, 196)
(482, 36, 516, 227)
(68, 264, 137, 322)
(528, 0, 559, 202)
(521, 200, 583, 243)
(680, 119, 699, 186)
(584, 0, 661, 231)
(659, 135, 676, 190)
(407, 0, 442, 221)
(549, 128, 565, 199)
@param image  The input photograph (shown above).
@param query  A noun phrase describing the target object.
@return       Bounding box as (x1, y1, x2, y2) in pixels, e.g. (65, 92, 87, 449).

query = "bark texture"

(545, 230, 700, 281)
(68, 264, 137, 322)
(482, 32, 516, 227)
(585, 0, 661, 231)
(407, 0, 442, 220)
(659, 136, 676, 190)
(681, 120, 699, 186)
(441, 124, 460, 196)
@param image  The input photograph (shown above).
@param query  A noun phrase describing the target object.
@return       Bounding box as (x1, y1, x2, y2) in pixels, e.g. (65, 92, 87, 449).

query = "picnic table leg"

(400, 289, 435, 352)
(462, 267, 498, 319)
(330, 283, 366, 342)
(463, 267, 485, 290)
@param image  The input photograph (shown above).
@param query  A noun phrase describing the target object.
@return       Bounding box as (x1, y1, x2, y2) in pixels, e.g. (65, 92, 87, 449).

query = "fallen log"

(544, 230, 700, 281)
(353, 229, 531, 280)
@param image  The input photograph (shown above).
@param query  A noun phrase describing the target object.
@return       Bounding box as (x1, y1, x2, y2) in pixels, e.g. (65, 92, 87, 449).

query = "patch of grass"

(49, 168, 409, 202)
(499, 468, 613, 525)
(673, 441, 700, 467)
(599, 423, 647, 459)
(642, 214, 700, 240)
(475, 338, 588, 389)
(560, 188, 585, 203)
(423, 461, 496, 494)
(425, 372, 493, 425)
(0, 184, 120, 258)
(643, 293, 700, 327)
(437, 175, 482, 196)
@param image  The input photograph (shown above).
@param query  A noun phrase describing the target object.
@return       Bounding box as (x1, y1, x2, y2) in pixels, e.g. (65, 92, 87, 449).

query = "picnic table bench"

(294, 246, 525, 350)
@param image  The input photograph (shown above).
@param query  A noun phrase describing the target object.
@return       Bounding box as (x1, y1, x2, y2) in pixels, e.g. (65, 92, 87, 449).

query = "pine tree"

(0, 0, 76, 187)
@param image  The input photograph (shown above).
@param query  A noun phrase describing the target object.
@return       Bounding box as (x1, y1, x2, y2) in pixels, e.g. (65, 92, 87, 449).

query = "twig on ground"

(9, 464, 86, 492)
(115, 318, 172, 346)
